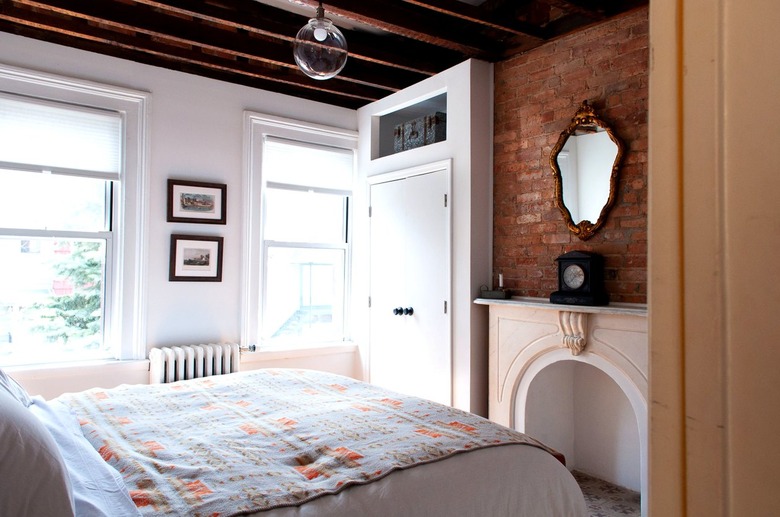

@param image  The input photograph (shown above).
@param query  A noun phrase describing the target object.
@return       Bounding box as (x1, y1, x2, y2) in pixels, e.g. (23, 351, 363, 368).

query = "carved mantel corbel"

(558, 310, 588, 355)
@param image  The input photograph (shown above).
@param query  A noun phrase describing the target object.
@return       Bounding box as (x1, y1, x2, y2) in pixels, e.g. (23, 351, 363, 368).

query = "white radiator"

(149, 343, 241, 384)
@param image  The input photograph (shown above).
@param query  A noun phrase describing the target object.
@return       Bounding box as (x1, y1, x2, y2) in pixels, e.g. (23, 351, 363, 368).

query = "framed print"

(167, 179, 227, 224)
(169, 234, 224, 282)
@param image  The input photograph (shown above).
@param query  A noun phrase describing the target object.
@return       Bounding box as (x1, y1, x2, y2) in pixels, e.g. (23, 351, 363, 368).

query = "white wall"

(573, 364, 639, 490)
(525, 361, 576, 466)
(526, 361, 640, 492)
(0, 32, 359, 396)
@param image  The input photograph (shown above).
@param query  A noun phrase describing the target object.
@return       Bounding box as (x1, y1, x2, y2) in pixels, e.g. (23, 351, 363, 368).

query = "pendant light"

(293, 1, 348, 80)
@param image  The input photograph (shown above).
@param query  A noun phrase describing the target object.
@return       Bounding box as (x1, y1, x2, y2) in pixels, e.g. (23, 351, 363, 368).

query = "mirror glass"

(550, 101, 624, 240)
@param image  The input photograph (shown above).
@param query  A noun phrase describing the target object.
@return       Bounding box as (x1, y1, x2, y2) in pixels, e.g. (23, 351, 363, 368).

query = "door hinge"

(368, 296, 371, 308)
(444, 194, 448, 208)
(444, 300, 448, 314)
(368, 206, 372, 217)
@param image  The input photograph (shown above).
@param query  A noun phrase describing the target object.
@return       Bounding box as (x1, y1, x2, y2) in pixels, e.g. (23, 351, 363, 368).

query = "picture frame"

(167, 179, 227, 224)
(169, 234, 224, 282)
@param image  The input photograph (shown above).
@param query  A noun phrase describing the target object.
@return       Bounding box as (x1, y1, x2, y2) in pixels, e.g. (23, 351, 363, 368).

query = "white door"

(369, 165, 451, 405)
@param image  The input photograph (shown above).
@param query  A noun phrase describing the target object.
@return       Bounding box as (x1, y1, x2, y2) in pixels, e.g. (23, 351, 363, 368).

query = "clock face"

(562, 264, 586, 289)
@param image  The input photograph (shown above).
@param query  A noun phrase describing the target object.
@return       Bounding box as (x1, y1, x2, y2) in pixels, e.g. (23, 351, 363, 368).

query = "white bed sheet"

(32, 397, 141, 517)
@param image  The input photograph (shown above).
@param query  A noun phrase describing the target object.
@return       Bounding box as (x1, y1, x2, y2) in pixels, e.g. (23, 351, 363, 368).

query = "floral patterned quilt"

(57, 368, 555, 517)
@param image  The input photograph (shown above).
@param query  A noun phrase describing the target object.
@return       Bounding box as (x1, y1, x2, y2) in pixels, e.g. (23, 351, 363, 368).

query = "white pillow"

(32, 398, 142, 517)
(0, 367, 32, 407)
(0, 389, 75, 516)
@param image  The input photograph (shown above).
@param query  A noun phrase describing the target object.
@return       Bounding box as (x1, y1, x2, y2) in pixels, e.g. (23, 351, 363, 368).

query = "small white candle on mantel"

(498, 273, 504, 288)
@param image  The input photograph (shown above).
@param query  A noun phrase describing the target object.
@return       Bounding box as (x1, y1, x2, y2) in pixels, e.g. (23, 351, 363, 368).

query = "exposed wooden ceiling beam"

(0, 0, 649, 109)
(402, 0, 546, 39)
(295, 0, 506, 59)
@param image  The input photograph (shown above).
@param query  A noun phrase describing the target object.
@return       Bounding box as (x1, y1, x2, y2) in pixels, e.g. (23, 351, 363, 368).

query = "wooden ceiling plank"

(296, 0, 504, 59)
(0, 3, 387, 106)
(545, 0, 606, 22)
(14, 0, 425, 91)
(402, 0, 546, 40)
(135, 0, 458, 75)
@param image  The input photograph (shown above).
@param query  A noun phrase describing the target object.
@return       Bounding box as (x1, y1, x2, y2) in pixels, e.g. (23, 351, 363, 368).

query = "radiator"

(149, 343, 241, 384)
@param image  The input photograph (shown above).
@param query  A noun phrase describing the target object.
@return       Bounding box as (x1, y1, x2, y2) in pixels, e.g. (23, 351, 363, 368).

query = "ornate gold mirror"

(550, 100, 625, 240)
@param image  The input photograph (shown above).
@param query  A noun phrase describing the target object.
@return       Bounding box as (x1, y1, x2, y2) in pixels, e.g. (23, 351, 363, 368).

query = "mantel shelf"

(474, 296, 647, 317)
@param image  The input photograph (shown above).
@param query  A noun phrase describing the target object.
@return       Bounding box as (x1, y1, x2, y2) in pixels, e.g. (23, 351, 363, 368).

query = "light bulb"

(293, 11, 348, 80)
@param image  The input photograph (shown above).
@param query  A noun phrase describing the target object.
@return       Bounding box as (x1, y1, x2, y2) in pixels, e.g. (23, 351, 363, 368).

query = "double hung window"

(260, 137, 353, 346)
(0, 69, 147, 366)
(248, 113, 355, 348)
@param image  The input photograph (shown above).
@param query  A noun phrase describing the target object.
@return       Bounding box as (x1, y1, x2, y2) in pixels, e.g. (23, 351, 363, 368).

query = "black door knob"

(393, 307, 403, 315)
(403, 307, 414, 315)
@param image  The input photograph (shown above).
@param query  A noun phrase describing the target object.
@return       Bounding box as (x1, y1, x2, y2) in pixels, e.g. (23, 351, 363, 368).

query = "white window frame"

(0, 64, 149, 362)
(241, 112, 357, 349)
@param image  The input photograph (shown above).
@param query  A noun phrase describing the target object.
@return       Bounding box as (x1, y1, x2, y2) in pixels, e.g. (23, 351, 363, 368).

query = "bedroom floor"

(573, 470, 641, 517)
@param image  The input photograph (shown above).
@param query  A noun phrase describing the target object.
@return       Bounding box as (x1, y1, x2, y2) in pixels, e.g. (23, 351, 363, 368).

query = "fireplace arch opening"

(525, 360, 641, 491)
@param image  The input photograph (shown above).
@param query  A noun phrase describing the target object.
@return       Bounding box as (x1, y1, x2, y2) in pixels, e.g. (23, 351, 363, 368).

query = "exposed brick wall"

(493, 7, 648, 304)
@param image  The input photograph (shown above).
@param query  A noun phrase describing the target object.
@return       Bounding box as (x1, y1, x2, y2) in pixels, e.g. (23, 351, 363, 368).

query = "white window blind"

(262, 136, 353, 191)
(0, 93, 122, 178)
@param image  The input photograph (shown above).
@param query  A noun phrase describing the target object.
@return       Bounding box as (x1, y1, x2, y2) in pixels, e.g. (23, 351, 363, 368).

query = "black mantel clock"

(550, 250, 609, 306)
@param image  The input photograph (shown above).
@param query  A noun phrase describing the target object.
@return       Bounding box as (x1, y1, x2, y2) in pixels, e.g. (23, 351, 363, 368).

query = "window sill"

(241, 342, 358, 365)
(5, 358, 149, 376)
(6, 359, 150, 400)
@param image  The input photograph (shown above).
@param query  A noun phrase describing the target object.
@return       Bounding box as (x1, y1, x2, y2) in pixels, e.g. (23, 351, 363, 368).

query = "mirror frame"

(550, 100, 625, 240)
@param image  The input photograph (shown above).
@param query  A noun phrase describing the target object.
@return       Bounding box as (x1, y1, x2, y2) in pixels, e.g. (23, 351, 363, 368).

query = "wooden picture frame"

(167, 179, 227, 224)
(169, 234, 224, 282)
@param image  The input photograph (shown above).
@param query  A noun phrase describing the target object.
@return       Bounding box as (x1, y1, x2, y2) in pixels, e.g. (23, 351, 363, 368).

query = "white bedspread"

(52, 368, 585, 516)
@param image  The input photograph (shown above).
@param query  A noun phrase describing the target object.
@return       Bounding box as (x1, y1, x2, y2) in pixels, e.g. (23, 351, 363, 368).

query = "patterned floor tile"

(572, 470, 641, 517)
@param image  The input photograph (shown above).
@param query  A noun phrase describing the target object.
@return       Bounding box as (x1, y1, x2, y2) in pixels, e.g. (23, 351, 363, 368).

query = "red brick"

(493, 6, 648, 303)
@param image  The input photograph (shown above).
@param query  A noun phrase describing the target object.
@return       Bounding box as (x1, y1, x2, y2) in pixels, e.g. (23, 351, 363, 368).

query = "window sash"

(242, 112, 357, 351)
(258, 133, 354, 347)
(0, 165, 115, 365)
(261, 242, 347, 346)
(0, 169, 112, 233)
(263, 185, 349, 246)
(0, 234, 112, 366)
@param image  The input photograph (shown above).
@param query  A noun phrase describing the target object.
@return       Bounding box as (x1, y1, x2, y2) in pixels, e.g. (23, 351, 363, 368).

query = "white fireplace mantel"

(475, 296, 648, 516)
(474, 296, 647, 316)
(475, 297, 646, 356)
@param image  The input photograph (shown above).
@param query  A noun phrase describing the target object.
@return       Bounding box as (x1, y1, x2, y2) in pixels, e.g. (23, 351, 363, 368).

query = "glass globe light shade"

(293, 16, 348, 80)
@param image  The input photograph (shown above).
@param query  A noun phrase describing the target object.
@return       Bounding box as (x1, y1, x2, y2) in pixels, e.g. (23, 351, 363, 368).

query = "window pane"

(0, 93, 122, 175)
(264, 247, 345, 344)
(0, 169, 108, 231)
(264, 188, 346, 243)
(262, 137, 353, 190)
(0, 237, 108, 366)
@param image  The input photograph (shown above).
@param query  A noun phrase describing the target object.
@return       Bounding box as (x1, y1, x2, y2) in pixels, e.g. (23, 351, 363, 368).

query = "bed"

(0, 367, 586, 517)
